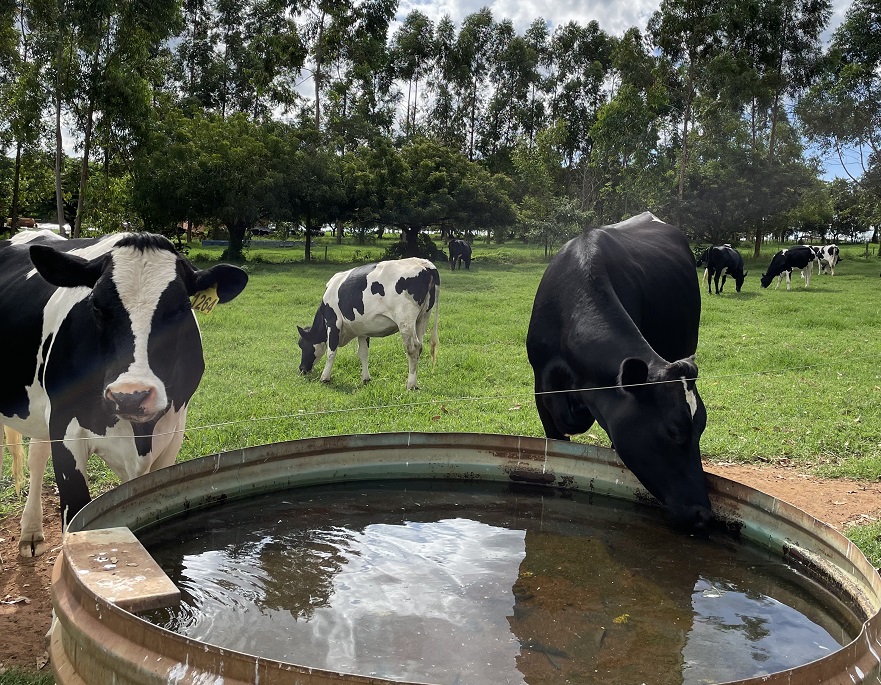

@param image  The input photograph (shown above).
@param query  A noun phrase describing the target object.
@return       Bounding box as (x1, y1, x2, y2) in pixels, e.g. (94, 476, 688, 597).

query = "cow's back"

(531, 213, 699, 367)
(0, 242, 60, 421)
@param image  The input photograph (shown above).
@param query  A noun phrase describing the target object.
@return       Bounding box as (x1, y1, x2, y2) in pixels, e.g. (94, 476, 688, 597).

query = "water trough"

(50, 432, 881, 684)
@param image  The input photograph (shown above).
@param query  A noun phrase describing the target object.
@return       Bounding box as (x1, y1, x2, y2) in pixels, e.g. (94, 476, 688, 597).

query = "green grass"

(3, 239, 881, 558)
(0, 668, 54, 685)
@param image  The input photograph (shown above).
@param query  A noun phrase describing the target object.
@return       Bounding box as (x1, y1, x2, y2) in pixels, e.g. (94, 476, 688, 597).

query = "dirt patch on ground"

(2, 464, 881, 675)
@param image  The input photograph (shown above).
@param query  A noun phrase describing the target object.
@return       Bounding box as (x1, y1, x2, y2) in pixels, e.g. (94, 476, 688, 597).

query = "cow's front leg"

(399, 323, 422, 390)
(19, 439, 51, 557)
(320, 346, 338, 383)
(357, 337, 371, 384)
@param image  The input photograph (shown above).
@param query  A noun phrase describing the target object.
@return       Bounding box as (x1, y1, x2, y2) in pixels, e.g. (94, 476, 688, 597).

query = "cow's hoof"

(19, 535, 47, 557)
(362, 378, 371, 385)
(407, 384, 419, 391)
(320, 377, 331, 384)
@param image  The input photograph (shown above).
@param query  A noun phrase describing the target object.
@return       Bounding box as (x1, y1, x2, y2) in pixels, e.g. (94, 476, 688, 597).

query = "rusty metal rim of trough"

(50, 432, 881, 685)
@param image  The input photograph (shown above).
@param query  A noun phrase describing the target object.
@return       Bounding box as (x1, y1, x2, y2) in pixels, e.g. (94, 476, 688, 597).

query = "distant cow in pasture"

(812, 244, 841, 275)
(699, 245, 747, 294)
(0, 231, 248, 556)
(448, 239, 472, 270)
(297, 258, 440, 390)
(760, 245, 819, 290)
(526, 211, 711, 528)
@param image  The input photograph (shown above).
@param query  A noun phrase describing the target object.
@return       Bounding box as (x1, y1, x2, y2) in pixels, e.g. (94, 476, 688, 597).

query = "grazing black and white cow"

(813, 244, 841, 275)
(700, 245, 747, 294)
(760, 245, 818, 290)
(526, 211, 711, 528)
(297, 258, 440, 390)
(448, 239, 472, 270)
(0, 231, 248, 556)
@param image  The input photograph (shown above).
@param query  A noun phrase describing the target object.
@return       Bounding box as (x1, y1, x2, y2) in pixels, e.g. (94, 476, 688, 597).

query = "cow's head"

(610, 356, 711, 529)
(30, 234, 248, 423)
(760, 251, 786, 288)
(296, 324, 327, 374)
(734, 270, 748, 292)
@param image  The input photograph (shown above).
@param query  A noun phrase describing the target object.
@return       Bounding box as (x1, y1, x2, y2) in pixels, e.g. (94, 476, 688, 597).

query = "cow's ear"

(297, 325, 307, 338)
(618, 357, 649, 394)
(29, 245, 104, 288)
(191, 264, 249, 303)
(743, 271, 748, 278)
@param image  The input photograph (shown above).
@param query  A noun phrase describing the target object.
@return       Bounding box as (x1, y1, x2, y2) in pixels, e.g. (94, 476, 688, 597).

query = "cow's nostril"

(109, 389, 152, 413)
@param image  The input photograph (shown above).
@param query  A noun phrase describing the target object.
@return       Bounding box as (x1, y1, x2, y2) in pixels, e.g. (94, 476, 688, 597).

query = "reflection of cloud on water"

(682, 577, 840, 683)
(306, 518, 526, 683)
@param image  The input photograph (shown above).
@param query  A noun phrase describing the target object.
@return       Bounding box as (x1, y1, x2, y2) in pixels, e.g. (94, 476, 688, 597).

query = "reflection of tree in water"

(508, 530, 696, 685)
(256, 527, 358, 618)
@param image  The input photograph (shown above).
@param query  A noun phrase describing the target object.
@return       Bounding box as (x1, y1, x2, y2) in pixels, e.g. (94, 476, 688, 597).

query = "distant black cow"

(526, 211, 710, 528)
(760, 245, 818, 290)
(448, 239, 472, 270)
(297, 258, 440, 390)
(0, 230, 248, 556)
(700, 245, 747, 294)
(813, 244, 841, 275)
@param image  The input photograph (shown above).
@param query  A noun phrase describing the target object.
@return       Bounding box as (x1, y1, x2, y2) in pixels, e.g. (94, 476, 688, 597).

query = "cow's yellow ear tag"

(191, 285, 219, 314)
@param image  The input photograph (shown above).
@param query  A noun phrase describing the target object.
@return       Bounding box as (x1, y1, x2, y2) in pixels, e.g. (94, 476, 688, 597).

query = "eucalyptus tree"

(714, 0, 830, 254)
(648, 0, 722, 221)
(425, 15, 465, 150)
(2, 0, 48, 232)
(322, 0, 397, 153)
(456, 8, 494, 161)
(63, 0, 180, 237)
(587, 27, 671, 223)
(479, 19, 537, 172)
(521, 18, 551, 150)
(390, 10, 434, 138)
(798, 0, 880, 204)
(544, 19, 614, 212)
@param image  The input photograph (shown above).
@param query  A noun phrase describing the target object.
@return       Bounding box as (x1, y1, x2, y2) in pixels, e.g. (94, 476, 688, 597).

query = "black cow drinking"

(526, 212, 711, 528)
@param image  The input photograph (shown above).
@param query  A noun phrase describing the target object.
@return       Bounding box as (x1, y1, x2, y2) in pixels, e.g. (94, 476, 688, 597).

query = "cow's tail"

(2, 425, 26, 495)
(429, 274, 440, 368)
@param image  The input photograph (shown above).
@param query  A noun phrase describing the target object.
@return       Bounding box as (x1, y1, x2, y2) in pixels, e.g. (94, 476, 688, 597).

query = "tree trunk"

(403, 227, 419, 257)
(304, 219, 313, 262)
(11, 142, 22, 232)
(55, 49, 67, 237)
(74, 46, 100, 239)
(225, 221, 247, 261)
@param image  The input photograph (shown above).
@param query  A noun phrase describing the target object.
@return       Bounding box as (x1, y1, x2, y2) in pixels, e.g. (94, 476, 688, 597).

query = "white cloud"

(396, 0, 850, 37)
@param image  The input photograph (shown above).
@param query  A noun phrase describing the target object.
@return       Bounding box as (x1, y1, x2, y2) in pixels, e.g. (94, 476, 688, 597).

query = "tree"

(390, 10, 433, 138)
(377, 138, 515, 256)
(648, 0, 722, 224)
(134, 112, 273, 260)
(267, 125, 343, 261)
(798, 0, 880, 203)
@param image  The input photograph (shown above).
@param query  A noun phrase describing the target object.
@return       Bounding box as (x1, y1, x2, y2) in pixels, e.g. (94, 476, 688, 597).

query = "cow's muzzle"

(105, 386, 167, 423)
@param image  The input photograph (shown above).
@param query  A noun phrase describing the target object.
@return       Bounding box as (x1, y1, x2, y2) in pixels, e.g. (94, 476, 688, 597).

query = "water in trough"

(139, 480, 860, 685)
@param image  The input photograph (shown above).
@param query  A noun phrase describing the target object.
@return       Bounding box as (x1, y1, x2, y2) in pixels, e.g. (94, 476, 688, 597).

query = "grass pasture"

(3, 238, 881, 560)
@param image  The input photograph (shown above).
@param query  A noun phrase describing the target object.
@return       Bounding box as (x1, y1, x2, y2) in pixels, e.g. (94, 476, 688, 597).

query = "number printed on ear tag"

(191, 285, 219, 314)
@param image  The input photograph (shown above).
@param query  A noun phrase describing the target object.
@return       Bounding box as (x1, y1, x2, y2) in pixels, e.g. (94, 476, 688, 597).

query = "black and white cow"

(813, 244, 841, 275)
(700, 244, 747, 294)
(297, 258, 440, 390)
(760, 245, 818, 290)
(526, 211, 711, 528)
(0, 231, 248, 556)
(448, 239, 472, 270)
